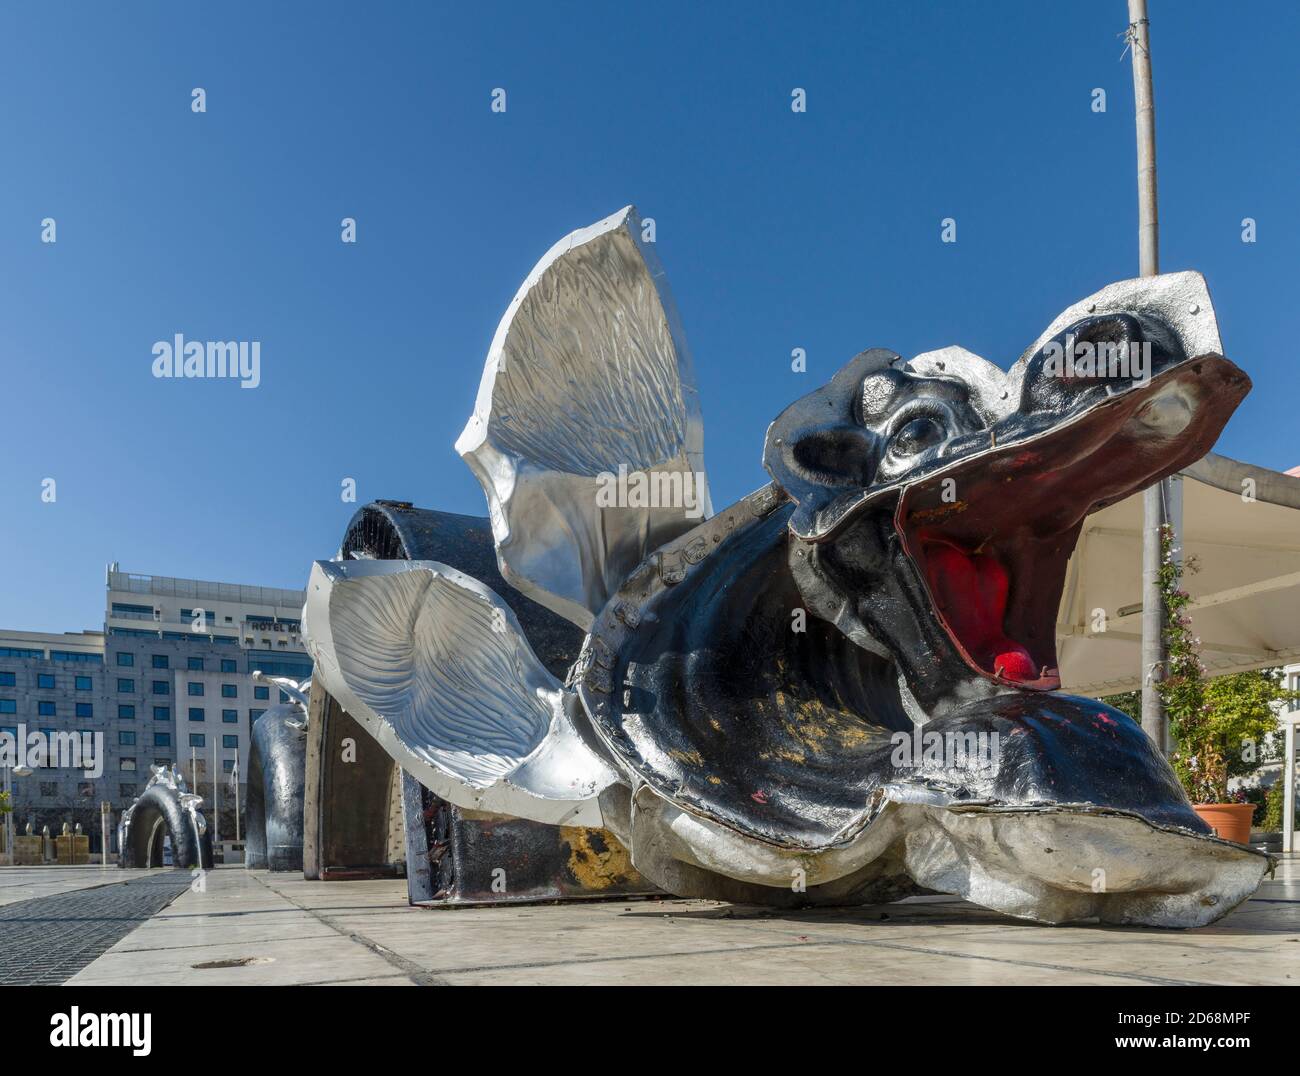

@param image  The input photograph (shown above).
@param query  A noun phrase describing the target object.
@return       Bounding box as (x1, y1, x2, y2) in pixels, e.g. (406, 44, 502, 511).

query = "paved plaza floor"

(28, 852, 1293, 986)
(0, 868, 192, 984)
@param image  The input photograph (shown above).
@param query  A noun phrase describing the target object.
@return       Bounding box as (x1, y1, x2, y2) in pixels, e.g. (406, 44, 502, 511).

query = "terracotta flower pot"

(1192, 802, 1255, 845)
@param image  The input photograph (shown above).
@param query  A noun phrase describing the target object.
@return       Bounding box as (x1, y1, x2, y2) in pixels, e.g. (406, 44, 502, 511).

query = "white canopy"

(1058, 452, 1300, 697)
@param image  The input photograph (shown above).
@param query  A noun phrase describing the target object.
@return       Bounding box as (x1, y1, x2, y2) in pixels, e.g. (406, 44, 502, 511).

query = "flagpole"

(1127, 0, 1170, 755)
(213, 733, 221, 857)
(233, 759, 241, 850)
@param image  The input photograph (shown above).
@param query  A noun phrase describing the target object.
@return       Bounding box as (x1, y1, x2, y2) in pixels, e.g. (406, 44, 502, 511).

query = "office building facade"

(0, 566, 309, 850)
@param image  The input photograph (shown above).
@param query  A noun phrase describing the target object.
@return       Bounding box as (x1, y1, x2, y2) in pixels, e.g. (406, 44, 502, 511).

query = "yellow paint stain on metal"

(774, 689, 877, 753)
(908, 500, 969, 525)
(560, 826, 638, 890)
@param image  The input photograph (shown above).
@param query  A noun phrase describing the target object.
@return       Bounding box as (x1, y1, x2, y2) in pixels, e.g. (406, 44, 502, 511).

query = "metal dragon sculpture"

(118, 763, 210, 869)
(302, 207, 1271, 927)
(244, 673, 310, 872)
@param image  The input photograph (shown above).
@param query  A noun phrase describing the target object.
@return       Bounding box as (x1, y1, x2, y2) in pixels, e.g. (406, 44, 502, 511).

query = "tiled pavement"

(0, 870, 193, 984)
(59, 853, 1300, 986)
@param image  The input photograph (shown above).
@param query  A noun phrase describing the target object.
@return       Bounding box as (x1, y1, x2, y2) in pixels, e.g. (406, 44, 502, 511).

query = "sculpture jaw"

(791, 352, 1251, 702)
(889, 353, 1250, 693)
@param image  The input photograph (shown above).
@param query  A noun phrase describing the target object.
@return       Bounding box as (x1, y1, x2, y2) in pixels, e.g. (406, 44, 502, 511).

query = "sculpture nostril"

(1133, 388, 1194, 437)
(1026, 312, 1179, 403)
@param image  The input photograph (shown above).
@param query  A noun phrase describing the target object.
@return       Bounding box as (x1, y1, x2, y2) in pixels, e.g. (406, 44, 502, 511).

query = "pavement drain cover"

(192, 956, 276, 969)
(0, 871, 194, 985)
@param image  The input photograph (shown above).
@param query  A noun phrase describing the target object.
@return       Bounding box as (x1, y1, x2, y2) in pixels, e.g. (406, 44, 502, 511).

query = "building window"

(253, 686, 269, 700)
(187, 682, 204, 697)
(38, 701, 56, 716)
(75, 702, 93, 718)
(189, 733, 205, 748)
(249, 708, 265, 722)
(112, 602, 153, 617)
(120, 783, 137, 798)
(244, 652, 312, 680)
(221, 684, 237, 698)
(0, 700, 15, 714)
(222, 734, 238, 749)
(0, 647, 43, 659)
(154, 732, 171, 747)
(188, 656, 204, 671)
(37, 673, 55, 689)
(117, 678, 135, 692)
(53, 651, 102, 664)
(222, 709, 238, 724)
(188, 707, 205, 722)
(0, 672, 12, 687)
(154, 758, 171, 767)
(223, 759, 235, 773)
(117, 652, 135, 667)
(153, 681, 170, 695)
(118, 704, 135, 719)
(78, 781, 94, 799)
(153, 706, 170, 721)
(220, 659, 237, 673)
(119, 731, 136, 745)
(39, 781, 57, 797)
(152, 655, 169, 669)
(75, 675, 92, 691)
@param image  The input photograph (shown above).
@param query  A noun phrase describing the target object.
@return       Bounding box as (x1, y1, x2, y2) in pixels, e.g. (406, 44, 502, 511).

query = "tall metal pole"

(213, 734, 221, 857)
(2, 766, 12, 866)
(1128, 0, 1170, 753)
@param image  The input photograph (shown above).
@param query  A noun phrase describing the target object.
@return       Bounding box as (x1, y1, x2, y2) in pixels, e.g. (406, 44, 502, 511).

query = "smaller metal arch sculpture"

(244, 674, 310, 872)
(118, 764, 212, 869)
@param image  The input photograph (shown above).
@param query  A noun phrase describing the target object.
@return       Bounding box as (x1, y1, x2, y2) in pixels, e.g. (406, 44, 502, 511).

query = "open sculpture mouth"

(893, 355, 1251, 692)
(899, 498, 1072, 691)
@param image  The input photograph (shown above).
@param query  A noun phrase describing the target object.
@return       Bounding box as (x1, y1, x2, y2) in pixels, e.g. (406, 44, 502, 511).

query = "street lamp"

(3, 764, 33, 866)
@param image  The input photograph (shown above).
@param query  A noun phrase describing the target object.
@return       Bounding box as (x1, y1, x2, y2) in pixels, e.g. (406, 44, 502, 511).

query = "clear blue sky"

(2, 0, 1296, 633)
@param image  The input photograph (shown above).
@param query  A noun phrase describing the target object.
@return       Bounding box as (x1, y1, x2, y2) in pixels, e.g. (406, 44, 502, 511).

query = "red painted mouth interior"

(921, 541, 1038, 682)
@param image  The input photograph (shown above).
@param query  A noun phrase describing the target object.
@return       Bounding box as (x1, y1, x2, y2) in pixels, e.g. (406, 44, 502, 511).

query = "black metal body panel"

(321, 500, 655, 903)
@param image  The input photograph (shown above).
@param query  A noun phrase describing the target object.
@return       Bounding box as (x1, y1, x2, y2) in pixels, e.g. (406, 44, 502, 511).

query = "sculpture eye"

(891, 415, 945, 455)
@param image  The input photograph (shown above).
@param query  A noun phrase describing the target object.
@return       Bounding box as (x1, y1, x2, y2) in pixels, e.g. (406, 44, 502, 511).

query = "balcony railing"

(108, 570, 304, 610)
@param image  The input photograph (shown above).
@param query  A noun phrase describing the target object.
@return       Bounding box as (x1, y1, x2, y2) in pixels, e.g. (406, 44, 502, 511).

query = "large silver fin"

(456, 206, 711, 629)
(302, 559, 616, 827)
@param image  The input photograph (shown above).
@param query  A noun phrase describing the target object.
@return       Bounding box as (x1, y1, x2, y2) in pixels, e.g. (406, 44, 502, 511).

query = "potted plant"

(1156, 524, 1294, 843)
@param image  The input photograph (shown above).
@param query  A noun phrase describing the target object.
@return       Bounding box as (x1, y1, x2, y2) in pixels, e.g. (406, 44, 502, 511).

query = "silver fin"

(456, 206, 711, 629)
(303, 559, 616, 827)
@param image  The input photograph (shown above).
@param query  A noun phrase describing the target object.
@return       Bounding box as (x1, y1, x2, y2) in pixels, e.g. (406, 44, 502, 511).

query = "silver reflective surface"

(456, 206, 710, 630)
(306, 207, 1263, 928)
(302, 558, 616, 827)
